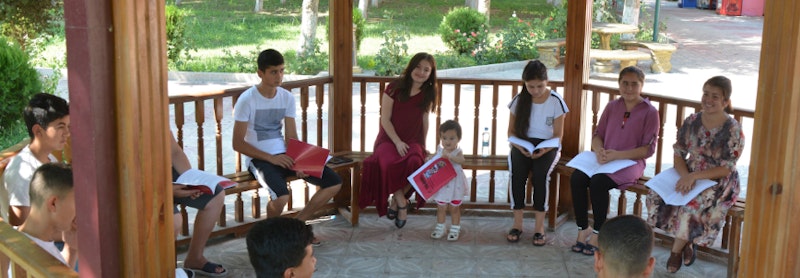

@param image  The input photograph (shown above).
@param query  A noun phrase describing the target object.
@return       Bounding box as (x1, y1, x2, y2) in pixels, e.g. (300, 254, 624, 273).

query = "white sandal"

(447, 225, 461, 241)
(431, 223, 446, 239)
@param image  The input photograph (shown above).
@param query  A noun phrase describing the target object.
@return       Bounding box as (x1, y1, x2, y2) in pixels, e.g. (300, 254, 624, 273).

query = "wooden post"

(738, 0, 800, 276)
(562, 0, 592, 158)
(65, 0, 173, 276)
(329, 0, 353, 153)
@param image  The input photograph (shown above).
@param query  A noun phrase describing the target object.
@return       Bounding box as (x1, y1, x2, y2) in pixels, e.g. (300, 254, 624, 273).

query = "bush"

(434, 53, 477, 70)
(0, 37, 42, 147)
(166, 5, 193, 67)
(476, 15, 541, 64)
(438, 7, 488, 55)
(285, 39, 328, 75)
(0, 0, 62, 51)
(353, 8, 366, 50)
(373, 29, 409, 76)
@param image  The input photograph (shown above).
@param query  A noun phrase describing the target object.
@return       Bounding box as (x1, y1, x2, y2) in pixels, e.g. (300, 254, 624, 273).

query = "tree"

(465, 0, 491, 22)
(297, 0, 319, 55)
(254, 0, 263, 12)
(359, 0, 369, 19)
(621, 0, 640, 40)
(0, 0, 62, 51)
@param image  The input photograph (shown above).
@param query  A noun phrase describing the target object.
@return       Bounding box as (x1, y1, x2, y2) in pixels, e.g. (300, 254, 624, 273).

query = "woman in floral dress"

(647, 76, 745, 273)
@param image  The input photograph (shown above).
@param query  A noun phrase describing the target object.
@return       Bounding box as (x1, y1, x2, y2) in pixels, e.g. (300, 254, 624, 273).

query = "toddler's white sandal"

(431, 223, 446, 239)
(447, 225, 461, 241)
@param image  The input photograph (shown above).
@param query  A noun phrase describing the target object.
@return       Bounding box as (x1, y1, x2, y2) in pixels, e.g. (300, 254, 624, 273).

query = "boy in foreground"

(594, 215, 656, 278)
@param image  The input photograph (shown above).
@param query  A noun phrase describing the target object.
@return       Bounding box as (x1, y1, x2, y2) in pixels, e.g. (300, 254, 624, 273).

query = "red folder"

(286, 139, 330, 178)
(406, 155, 457, 201)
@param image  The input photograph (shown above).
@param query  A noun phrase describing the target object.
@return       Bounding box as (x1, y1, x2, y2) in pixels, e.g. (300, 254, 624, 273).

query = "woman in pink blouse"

(569, 66, 660, 256)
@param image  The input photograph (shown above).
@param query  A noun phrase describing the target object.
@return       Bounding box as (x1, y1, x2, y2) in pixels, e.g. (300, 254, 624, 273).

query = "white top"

(233, 86, 297, 165)
(508, 90, 569, 139)
(1, 146, 57, 222)
(25, 233, 67, 265)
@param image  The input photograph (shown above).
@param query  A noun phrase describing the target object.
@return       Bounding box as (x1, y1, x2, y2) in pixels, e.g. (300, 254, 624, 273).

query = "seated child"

(16, 163, 77, 271)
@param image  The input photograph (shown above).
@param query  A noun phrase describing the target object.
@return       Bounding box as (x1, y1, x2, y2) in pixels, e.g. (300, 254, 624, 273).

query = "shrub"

(434, 53, 477, 69)
(0, 37, 42, 147)
(373, 29, 409, 76)
(285, 39, 328, 75)
(476, 15, 541, 64)
(438, 7, 488, 54)
(532, 2, 568, 41)
(166, 5, 194, 67)
(0, 0, 62, 51)
(353, 8, 366, 50)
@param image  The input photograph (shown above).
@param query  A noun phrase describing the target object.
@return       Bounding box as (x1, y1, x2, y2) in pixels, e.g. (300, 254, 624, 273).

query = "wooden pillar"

(562, 0, 593, 158)
(739, 0, 800, 276)
(65, 0, 173, 276)
(329, 0, 354, 152)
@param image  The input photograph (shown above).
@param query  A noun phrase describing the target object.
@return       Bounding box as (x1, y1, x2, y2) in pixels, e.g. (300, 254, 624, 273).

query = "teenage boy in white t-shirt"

(232, 49, 341, 244)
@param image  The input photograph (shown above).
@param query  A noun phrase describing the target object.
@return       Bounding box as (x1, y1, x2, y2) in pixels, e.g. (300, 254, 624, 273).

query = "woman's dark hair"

(390, 52, 438, 112)
(513, 60, 548, 138)
(704, 75, 734, 114)
(618, 66, 645, 83)
(440, 119, 462, 140)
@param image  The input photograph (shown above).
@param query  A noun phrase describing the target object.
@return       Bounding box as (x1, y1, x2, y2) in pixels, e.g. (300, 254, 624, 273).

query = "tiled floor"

(179, 211, 729, 278)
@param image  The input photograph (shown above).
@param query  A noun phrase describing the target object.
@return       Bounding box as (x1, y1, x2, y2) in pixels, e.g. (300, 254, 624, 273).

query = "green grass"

(35, 0, 555, 72)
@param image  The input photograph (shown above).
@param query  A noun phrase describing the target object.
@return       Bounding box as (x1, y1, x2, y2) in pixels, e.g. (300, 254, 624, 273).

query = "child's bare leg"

(449, 203, 461, 225)
(436, 203, 447, 224)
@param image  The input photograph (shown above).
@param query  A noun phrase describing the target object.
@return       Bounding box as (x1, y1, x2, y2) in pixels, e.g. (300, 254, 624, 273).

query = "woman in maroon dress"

(359, 52, 438, 228)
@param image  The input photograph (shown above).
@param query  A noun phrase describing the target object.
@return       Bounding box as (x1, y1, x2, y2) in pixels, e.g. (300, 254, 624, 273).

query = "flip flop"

(187, 262, 228, 277)
(532, 233, 546, 246)
(178, 268, 195, 278)
(571, 241, 587, 253)
(683, 243, 697, 266)
(506, 228, 522, 243)
(582, 242, 599, 256)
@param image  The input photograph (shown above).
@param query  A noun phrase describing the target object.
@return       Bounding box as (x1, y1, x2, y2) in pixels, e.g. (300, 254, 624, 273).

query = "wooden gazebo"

(3, 0, 797, 276)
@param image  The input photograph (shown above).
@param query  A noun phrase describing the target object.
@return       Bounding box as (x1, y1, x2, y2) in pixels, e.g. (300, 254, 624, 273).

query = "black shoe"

(394, 205, 407, 228)
(387, 207, 398, 220)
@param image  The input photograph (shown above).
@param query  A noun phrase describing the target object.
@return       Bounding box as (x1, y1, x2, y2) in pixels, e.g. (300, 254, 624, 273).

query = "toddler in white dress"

(428, 120, 469, 241)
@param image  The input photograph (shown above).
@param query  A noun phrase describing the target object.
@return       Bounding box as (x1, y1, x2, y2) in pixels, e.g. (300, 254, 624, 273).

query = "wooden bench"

(589, 49, 652, 73)
(619, 40, 678, 73)
(536, 38, 567, 68)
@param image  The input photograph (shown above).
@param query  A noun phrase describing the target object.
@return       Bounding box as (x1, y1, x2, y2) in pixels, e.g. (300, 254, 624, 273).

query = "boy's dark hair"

(23, 93, 69, 139)
(618, 66, 645, 83)
(513, 60, 548, 138)
(29, 163, 73, 207)
(391, 52, 438, 113)
(257, 49, 285, 72)
(246, 217, 314, 278)
(440, 120, 462, 140)
(598, 215, 654, 277)
(704, 75, 734, 113)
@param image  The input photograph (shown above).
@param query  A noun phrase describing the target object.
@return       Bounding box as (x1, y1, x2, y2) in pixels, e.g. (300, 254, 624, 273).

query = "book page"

(174, 169, 231, 195)
(508, 136, 561, 153)
(565, 151, 635, 176)
(644, 168, 717, 206)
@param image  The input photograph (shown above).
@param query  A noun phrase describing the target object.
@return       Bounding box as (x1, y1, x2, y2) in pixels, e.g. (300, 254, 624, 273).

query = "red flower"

(518, 19, 523, 23)
(471, 31, 477, 37)
(549, 17, 554, 21)
(455, 29, 460, 33)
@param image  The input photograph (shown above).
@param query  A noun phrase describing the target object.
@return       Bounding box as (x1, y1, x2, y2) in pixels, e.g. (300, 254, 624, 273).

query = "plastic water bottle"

(481, 127, 490, 157)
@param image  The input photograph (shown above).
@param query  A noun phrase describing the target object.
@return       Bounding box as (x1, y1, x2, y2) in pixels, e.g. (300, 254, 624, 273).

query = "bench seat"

(536, 38, 567, 68)
(619, 40, 678, 73)
(590, 49, 652, 72)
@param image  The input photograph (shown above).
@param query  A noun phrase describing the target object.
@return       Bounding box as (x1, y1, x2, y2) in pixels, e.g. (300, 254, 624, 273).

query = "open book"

(645, 168, 717, 206)
(407, 154, 457, 201)
(508, 136, 560, 153)
(174, 169, 237, 195)
(286, 139, 331, 178)
(565, 151, 636, 176)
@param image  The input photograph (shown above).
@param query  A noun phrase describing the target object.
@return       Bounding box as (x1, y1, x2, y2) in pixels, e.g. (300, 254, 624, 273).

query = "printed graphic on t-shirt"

(546, 117, 554, 126)
(254, 108, 285, 141)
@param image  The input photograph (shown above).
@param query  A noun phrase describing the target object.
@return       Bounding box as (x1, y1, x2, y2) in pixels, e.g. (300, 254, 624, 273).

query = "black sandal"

(506, 228, 522, 243)
(394, 205, 407, 228)
(386, 206, 398, 220)
(532, 233, 546, 246)
(571, 241, 587, 253)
